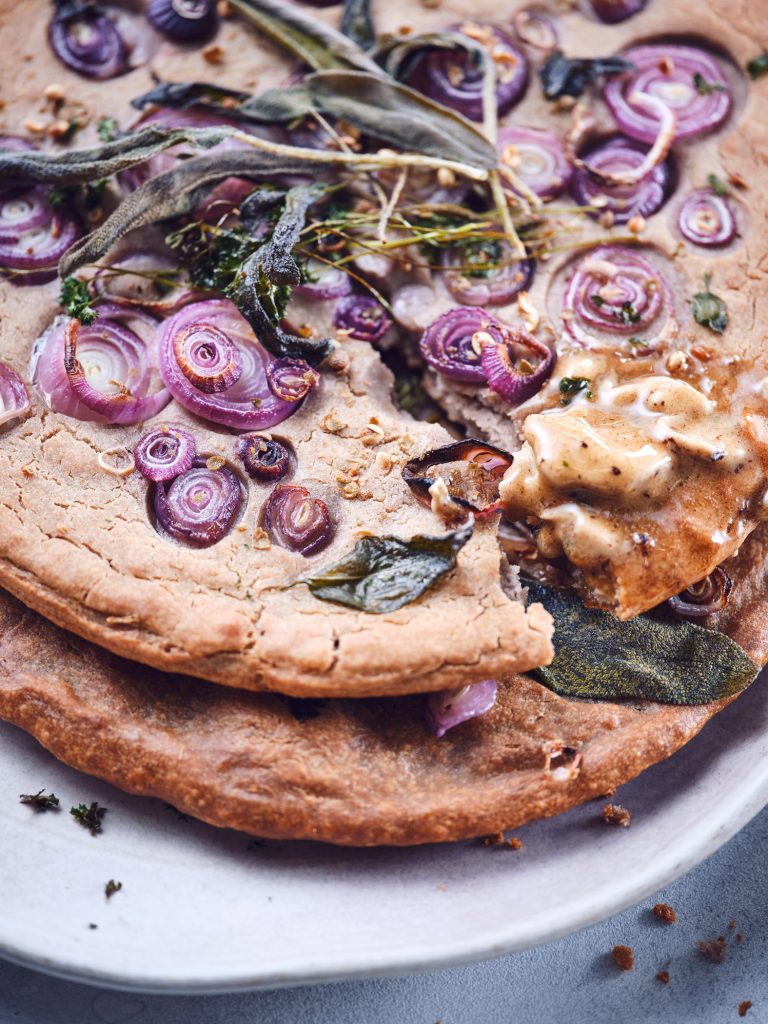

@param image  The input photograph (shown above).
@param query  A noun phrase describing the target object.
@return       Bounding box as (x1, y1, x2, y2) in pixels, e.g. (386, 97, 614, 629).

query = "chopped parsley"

(590, 294, 605, 308)
(105, 879, 122, 899)
(559, 376, 593, 405)
(618, 302, 641, 325)
(60, 276, 97, 325)
(19, 789, 60, 812)
(691, 274, 728, 334)
(707, 173, 729, 197)
(746, 51, 768, 80)
(692, 72, 726, 95)
(70, 801, 107, 836)
(97, 116, 119, 142)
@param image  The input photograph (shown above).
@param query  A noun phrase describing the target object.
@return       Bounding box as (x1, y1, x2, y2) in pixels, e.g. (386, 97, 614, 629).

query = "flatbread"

(2, 519, 766, 846)
(0, 0, 559, 698)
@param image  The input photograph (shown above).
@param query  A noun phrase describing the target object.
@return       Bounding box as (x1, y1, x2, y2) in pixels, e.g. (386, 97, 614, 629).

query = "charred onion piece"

(426, 680, 498, 738)
(153, 457, 243, 547)
(333, 294, 391, 343)
(173, 322, 243, 394)
(266, 358, 319, 403)
(668, 567, 732, 618)
(146, 0, 218, 42)
(403, 439, 513, 516)
(479, 325, 554, 404)
(235, 435, 291, 482)
(264, 484, 333, 556)
(134, 424, 196, 482)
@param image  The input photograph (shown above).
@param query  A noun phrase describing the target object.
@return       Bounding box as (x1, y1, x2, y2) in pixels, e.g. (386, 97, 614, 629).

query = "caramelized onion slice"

(403, 440, 513, 516)
(668, 567, 732, 618)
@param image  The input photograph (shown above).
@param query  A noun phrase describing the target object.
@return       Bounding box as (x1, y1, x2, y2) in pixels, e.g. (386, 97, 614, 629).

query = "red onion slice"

(571, 136, 674, 224)
(333, 294, 392, 343)
(48, 2, 130, 79)
(479, 324, 555, 404)
(0, 186, 82, 285)
(677, 189, 736, 248)
(32, 308, 171, 425)
(134, 424, 196, 482)
(153, 457, 243, 547)
(146, 0, 218, 42)
(498, 126, 571, 201)
(407, 24, 528, 122)
(173, 322, 243, 394)
(604, 45, 731, 144)
(158, 299, 298, 431)
(426, 679, 498, 738)
(295, 258, 354, 300)
(92, 252, 204, 314)
(419, 307, 506, 383)
(668, 567, 732, 618)
(563, 245, 673, 348)
(590, 0, 648, 22)
(266, 358, 319, 403)
(235, 435, 291, 482)
(264, 484, 334, 556)
(512, 10, 559, 52)
(0, 362, 30, 427)
(440, 238, 534, 307)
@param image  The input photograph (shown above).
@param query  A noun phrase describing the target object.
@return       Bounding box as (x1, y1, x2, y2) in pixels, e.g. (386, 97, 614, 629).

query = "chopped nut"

(666, 350, 688, 373)
(23, 118, 46, 134)
(326, 349, 350, 374)
(43, 83, 67, 104)
(611, 945, 634, 971)
(739, 1001, 753, 1017)
(321, 412, 345, 434)
(437, 166, 456, 188)
(602, 803, 631, 827)
(216, 0, 232, 13)
(627, 214, 646, 235)
(206, 455, 226, 471)
(47, 119, 72, 140)
(652, 903, 677, 924)
(656, 970, 670, 985)
(341, 481, 360, 499)
(696, 936, 727, 963)
(728, 171, 748, 190)
(252, 527, 270, 550)
(203, 44, 225, 64)
(598, 209, 616, 229)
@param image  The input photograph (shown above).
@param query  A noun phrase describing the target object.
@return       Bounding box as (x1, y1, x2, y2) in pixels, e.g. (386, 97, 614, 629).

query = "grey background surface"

(1, 802, 766, 1024)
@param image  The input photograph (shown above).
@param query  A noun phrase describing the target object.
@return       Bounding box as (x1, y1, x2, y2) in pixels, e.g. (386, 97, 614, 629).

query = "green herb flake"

(300, 517, 474, 613)
(19, 789, 60, 813)
(70, 801, 107, 836)
(527, 579, 758, 705)
(105, 879, 122, 899)
(707, 173, 729, 197)
(746, 51, 768, 80)
(590, 293, 605, 308)
(618, 302, 641, 325)
(97, 116, 119, 142)
(691, 274, 728, 334)
(60, 276, 97, 326)
(559, 376, 593, 405)
(692, 72, 726, 95)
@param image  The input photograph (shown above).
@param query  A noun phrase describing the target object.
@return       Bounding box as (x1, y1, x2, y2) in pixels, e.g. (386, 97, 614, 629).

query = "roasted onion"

(479, 325, 555, 404)
(0, 185, 82, 285)
(440, 237, 534, 307)
(264, 484, 333, 556)
(235, 435, 291, 482)
(571, 136, 674, 224)
(426, 680, 498, 738)
(146, 0, 218, 42)
(498, 126, 571, 201)
(134, 424, 196, 482)
(48, 1, 130, 79)
(333, 294, 391, 343)
(677, 189, 736, 248)
(668, 567, 732, 618)
(419, 307, 505, 383)
(0, 361, 30, 427)
(153, 457, 243, 547)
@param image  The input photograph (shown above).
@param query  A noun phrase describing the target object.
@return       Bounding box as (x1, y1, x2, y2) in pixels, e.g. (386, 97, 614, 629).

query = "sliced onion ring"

(153, 457, 243, 547)
(668, 567, 732, 618)
(570, 135, 674, 225)
(403, 440, 513, 516)
(173, 322, 243, 394)
(146, 0, 219, 43)
(419, 307, 506, 384)
(48, 2, 130, 80)
(479, 325, 554, 405)
(264, 484, 333, 556)
(333, 294, 391, 343)
(0, 185, 82, 285)
(235, 435, 291, 482)
(677, 189, 736, 248)
(266, 358, 319, 403)
(590, 0, 648, 22)
(426, 679, 498, 738)
(0, 361, 30, 427)
(498, 126, 571, 201)
(512, 10, 558, 52)
(440, 237, 534, 307)
(134, 424, 197, 482)
(295, 258, 353, 300)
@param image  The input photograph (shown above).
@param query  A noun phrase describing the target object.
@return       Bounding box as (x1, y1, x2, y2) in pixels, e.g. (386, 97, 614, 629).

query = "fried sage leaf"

(341, 0, 375, 51)
(691, 275, 728, 334)
(259, 183, 326, 287)
(0, 125, 232, 185)
(300, 517, 474, 613)
(307, 70, 497, 170)
(539, 50, 634, 100)
(228, 0, 380, 73)
(131, 80, 313, 125)
(526, 580, 757, 705)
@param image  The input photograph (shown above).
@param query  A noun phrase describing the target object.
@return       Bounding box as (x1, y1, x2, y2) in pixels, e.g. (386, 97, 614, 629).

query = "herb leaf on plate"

(691, 274, 728, 334)
(340, 0, 375, 51)
(19, 790, 60, 812)
(70, 801, 108, 836)
(526, 580, 757, 705)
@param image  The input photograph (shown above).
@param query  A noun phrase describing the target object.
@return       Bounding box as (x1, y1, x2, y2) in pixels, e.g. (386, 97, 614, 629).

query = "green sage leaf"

(746, 50, 768, 80)
(691, 275, 728, 334)
(527, 580, 757, 705)
(300, 517, 474, 613)
(341, 0, 375, 51)
(228, 0, 381, 73)
(0, 125, 233, 185)
(131, 81, 314, 125)
(539, 50, 635, 100)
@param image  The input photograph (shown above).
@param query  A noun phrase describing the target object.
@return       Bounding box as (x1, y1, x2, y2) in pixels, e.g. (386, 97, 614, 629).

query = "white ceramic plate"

(1, 671, 767, 994)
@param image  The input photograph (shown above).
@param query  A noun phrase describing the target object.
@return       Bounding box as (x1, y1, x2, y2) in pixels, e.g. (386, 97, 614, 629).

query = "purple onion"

(440, 239, 534, 307)
(407, 24, 527, 122)
(590, 0, 648, 22)
(173, 322, 243, 393)
(571, 136, 674, 224)
(480, 325, 554, 405)
(264, 484, 333, 556)
(0, 361, 30, 427)
(498, 126, 571, 200)
(32, 307, 171, 425)
(563, 245, 673, 348)
(333, 294, 391, 343)
(146, 0, 218, 43)
(677, 189, 736, 248)
(158, 300, 299, 431)
(91, 251, 204, 313)
(668, 568, 732, 618)
(153, 457, 243, 547)
(604, 45, 731, 144)
(266, 358, 319, 403)
(0, 136, 36, 152)
(195, 177, 260, 224)
(426, 679, 498, 738)
(295, 258, 353, 300)
(235, 435, 291, 482)
(0, 185, 82, 285)
(134, 425, 197, 482)
(512, 9, 559, 52)
(419, 307, 505, 383)
(48, 1, 130, 79)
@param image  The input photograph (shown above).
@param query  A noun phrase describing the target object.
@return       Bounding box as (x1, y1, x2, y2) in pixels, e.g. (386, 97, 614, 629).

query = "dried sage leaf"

(307, 70, 497, 170)
(0, 125, 233, 185)
(300, 517, 474, 613)
(132, 80, 314, 125)
(341, 0, 375, 51)
(228, 0, 380, 73)
(691, 275, 728, 334)
(259, 182, 326, 287)
(526, 580, 757, 705)
(539, 51, 634, 100)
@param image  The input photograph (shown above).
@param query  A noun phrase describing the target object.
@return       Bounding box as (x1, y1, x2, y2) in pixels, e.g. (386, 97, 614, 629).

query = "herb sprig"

(19, 790, 60, 812)
(70, 801, 107, 836)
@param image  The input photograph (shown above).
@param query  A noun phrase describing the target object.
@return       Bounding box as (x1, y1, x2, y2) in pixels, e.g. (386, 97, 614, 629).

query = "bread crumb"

(652, 903, 677, 924)
(602, 803, 631, 827)
(736, 933, 744, 943)
(611, 945, 634, 971)
(696, 936, 726, 963)
(203, 44, 225, 64)
(656, 970, 670, 985)
(481, 832, 522, 849)
(739, 1001, 753, 1017)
